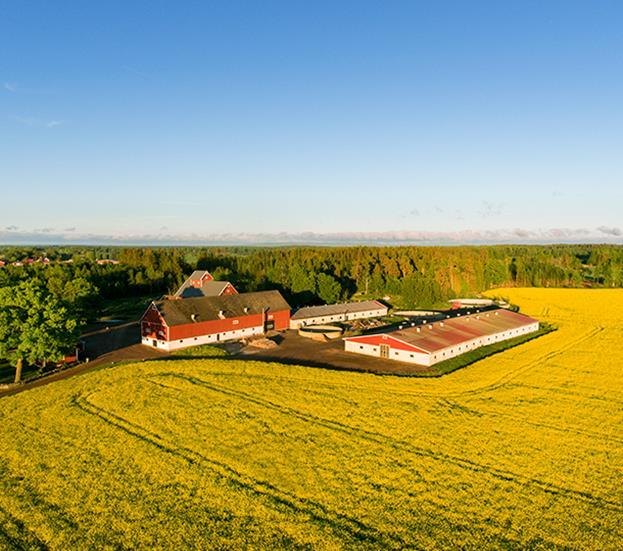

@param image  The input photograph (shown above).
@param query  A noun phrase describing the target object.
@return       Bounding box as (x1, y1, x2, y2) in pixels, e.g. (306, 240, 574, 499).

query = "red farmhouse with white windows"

(141, 290, 291, 351)
(173, 270, 238, 299)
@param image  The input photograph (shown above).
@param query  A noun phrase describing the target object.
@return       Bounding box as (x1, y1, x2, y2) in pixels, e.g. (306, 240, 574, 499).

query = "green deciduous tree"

(315, 273, 341, 304)
(0, 281, 79, 383)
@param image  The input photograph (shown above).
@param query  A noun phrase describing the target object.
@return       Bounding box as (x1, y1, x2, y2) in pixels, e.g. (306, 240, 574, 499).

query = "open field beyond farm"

(0, 288, 621, 549)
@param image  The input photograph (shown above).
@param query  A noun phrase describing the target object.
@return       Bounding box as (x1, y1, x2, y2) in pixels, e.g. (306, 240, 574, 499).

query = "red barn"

(173, 270, 238, 299)
(141, 290, 291, 351)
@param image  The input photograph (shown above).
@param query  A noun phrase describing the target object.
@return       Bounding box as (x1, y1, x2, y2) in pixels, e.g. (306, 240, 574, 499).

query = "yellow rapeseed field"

(0, 288, 621, 549)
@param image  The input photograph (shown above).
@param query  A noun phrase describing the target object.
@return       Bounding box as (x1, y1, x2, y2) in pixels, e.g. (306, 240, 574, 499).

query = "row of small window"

(357, 345, 419, 359)
(177, 328, 253, 343)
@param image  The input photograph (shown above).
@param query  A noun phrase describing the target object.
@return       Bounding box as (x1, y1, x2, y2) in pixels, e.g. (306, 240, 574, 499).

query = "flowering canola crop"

(0, 288, 621, 549)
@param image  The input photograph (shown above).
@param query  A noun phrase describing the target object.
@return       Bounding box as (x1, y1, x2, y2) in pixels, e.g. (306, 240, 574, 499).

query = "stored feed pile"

(0, 288, 621, 549)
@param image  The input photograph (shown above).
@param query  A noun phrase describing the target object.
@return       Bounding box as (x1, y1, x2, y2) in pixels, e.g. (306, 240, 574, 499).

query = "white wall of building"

(142, 325, 264, 352)
(427, 321, 540, 366)
(345, 321, 540, 366)
(291, 307, 387, 329)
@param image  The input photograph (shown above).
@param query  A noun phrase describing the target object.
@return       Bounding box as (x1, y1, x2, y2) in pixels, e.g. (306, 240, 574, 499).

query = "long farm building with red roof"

(343, 309, 539, 366)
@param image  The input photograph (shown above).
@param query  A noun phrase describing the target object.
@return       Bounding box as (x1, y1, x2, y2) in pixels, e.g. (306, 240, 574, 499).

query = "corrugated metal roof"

(347, 309, 538, 354)
(175, 280, 231, 298)
(291, 300, 387, 320)
(154, 291, 291, 327)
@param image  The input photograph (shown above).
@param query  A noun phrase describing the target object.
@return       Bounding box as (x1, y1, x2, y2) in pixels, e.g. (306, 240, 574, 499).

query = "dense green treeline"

(2, 244, 623, 310)
(1, 244, 622, 379)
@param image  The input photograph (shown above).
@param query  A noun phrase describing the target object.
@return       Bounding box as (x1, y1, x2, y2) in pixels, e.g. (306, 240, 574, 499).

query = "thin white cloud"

(479, 201, 504, 219)
(10, 115, 37, 126)
(10, 115, 65, 128)
(0, 227, 622, 246)
(3, 82, 17, 92)
(596, 226, 622, 237)
(122, 65, 149, 79)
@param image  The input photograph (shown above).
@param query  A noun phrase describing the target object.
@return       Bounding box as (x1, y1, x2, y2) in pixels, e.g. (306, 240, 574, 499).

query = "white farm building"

(290, 300, 388, 329)
(344, 309, 539, 366)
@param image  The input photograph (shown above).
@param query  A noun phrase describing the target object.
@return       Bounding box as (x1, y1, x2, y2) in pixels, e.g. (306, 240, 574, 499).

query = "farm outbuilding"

(449, 298, 495, 310)
(141, 290, 291, 351)
(290, 300, 388, 329)
(174, 270, 238, 299)
(344, 309, 539, 366)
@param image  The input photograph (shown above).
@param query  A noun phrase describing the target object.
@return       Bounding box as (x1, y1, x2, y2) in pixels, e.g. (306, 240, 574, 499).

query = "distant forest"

(2, 244, 623, 311)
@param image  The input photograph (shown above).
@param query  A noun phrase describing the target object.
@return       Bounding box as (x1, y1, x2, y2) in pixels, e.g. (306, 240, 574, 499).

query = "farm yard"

(0, 288, 621, 549)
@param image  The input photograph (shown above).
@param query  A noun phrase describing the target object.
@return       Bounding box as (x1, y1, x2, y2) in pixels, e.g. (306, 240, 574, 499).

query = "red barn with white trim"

(141, 290, 291, 351)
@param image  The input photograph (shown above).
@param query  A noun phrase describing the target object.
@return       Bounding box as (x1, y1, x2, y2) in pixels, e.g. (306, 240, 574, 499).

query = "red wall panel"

(168, 309, 290, 340)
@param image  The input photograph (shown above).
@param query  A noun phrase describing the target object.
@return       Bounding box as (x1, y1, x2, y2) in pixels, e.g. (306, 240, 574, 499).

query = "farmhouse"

(344, 309, 539, 366)
(141, 290, 291, 351)
(173, 270, 238, 299)
(290, 300, 388, 329)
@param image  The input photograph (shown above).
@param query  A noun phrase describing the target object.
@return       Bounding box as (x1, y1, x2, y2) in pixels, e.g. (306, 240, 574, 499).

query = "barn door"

(380, 344, 390, 358)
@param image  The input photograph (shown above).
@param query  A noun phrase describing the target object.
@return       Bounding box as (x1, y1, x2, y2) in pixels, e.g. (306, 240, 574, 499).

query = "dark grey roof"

(155, 291, 291, 327)
(189, 270, 211, 279)
(175, 280, 232, 298)
(291, 300, 387, 320)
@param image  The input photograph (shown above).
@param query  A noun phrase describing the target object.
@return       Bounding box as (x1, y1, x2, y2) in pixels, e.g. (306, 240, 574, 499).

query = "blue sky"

(1, 1, 622, 244)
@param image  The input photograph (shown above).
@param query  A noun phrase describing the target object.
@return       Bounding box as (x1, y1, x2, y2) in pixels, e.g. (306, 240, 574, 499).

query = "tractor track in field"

(9, 395, 525, 548)
(189, 325, 603, 403)
(0, 456, 88, 550)
(444, 326, 606, 398)
(151, 372, 623, 513)
(0, 503, 49, 550)
(435, 398, 623, 446)
(508, 382, 623, 405)
(71, 393, 407, 549)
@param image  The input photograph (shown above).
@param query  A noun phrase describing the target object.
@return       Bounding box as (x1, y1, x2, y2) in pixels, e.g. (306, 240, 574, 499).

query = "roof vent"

(429, 325, 433, 329)
(495, 311, 499, 316)
(218, 310, 226, 319)
(440, 322, 444, 327)
(416, 327, 421, 333)
(243, 307, 249, 314)
(191, 314, 198, 322)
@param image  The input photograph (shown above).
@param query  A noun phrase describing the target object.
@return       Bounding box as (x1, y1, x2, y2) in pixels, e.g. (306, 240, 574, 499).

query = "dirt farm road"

(0, 323, 168, 399)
